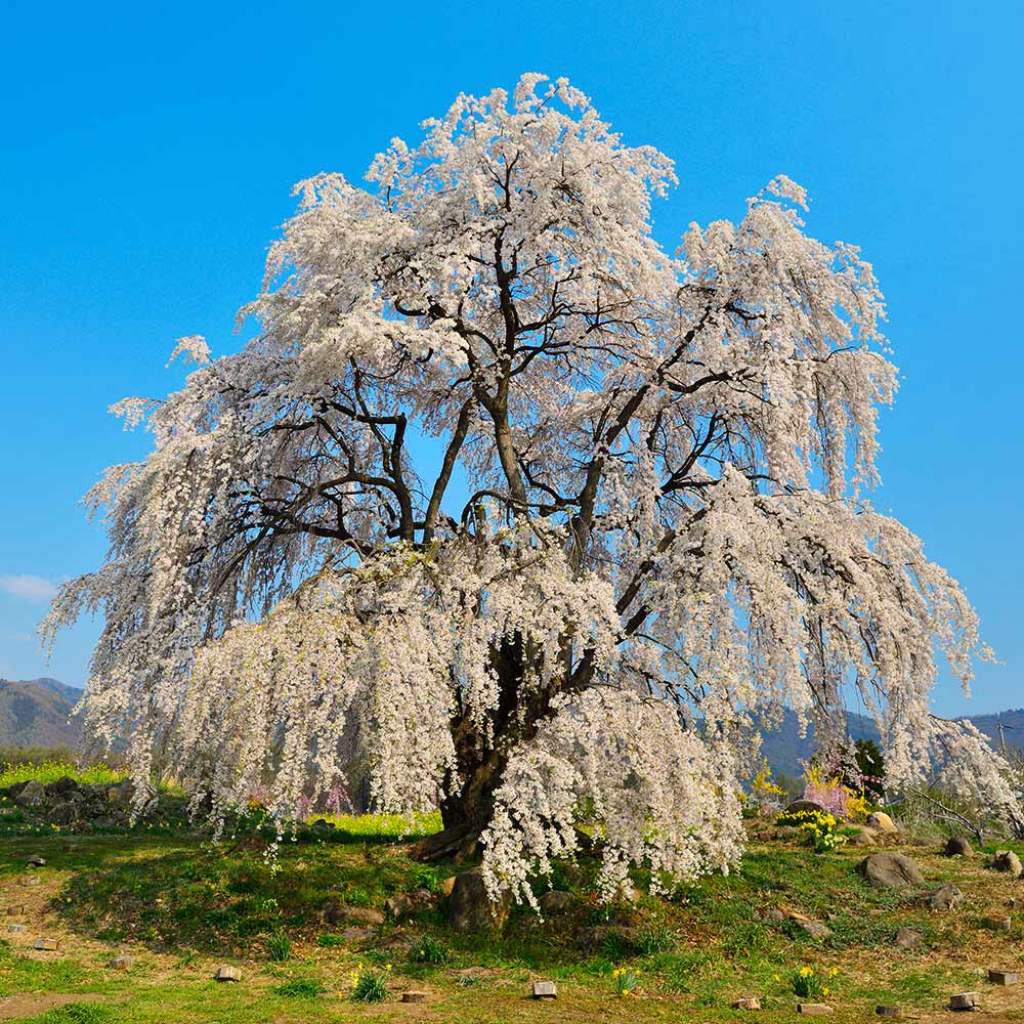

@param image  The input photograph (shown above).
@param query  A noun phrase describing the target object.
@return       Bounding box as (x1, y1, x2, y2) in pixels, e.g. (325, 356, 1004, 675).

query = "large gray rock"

(992, 850, 1024, 878)
(895, 926, 923, 949)
(448, 868, 510, 932)
(15, 780, 45, 808)
(857, 853, 925, 889)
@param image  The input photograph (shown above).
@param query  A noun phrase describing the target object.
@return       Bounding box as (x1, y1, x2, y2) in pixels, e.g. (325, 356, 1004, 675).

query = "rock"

(33, 937, 59, 951)
(448, 868, 510, 932)
(948, 992, 979, 1012)
(795, 919, 832, 939)
(402, 991, 428, 1003)
(50, 802, 79, 826)
(110, 954, 135, 970)
(532, 980, 557, 999)
(988, 970, 1019, 986)
(866, 811, 898, 834)
(894, 927, 923, 949)
(438, 876, 456, 897)
(7, 924, 26, 934)
(15, 780, 45, 808)
(539, 890, 573, 916)
(6, 904, 25, 917)
(797, 1003, 834, 1015)
(849, 827, 880, 848)
(321, 902, 385, 927)
(992, 850, 1024, 878)
(927, 883, 964, 911)
(986, 915, 1012, 932)
(214, 965, 242, 982)
(763, 907, 787, 922)
(944, 836, 972, 857)
(26, 855, 46, 868)
(785, 800, 829, 816)
(106, 781, 135, 807)
(857, 853, 924, 889)
(875, 1007, 902, 1017)
(45, 776, 79, 798)
(340, 927, 374, 942)
(733, 997, 762, 1010)
(23, 876, 41, 887)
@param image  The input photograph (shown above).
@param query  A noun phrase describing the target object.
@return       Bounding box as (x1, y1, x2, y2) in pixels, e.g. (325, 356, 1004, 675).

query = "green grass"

(1, 781, 1022, 1023)
(0, 761, 125, 790)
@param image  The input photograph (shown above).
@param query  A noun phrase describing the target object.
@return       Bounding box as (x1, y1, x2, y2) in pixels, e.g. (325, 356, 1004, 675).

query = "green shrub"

(35, 1004, 115, 1024)
(409, 934, 449, 964)
(266, 932, 292, 962)
(351, 964, 391, 1002)
(636, 925, 676, 955)
(317, 932, 345, 947)
(274, 978, 325, 998)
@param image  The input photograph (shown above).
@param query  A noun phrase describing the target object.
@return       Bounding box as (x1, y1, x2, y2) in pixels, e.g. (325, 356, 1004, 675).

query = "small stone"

(763, 907, 787, 922)
(797, 1003, 834, 1015)
(928, 883, 964, 911)
(796, 919, 832, 939)
(895, 926, 923, 949)
(849, 826, 880, 848)
(948, 992, 979, 1012)
(26, 855, 46, 867)
(532, 980, 557, 999)
(110, 954, 135, 970)
(402, 991, 428, 1003)
(987, 970, 1019, 986)
(732, 996, 762, 1010)
(33, 937, 59, 951)
(986, 915, 1012, 932)
(875, 1006, 902, 1017)
(323, 903, 385, 927)
(23, 876, 41, 887)
(944, 836, 972, 857)
(214, 964, 242, 982)
(866, 811, 899, 834)
(6, 904, 25, 917)
(7, 924, 26, 934)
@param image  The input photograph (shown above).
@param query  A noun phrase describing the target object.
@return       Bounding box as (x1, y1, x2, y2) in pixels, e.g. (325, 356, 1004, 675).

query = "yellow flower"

(823, 986, 831, 996)
(829, 968, 839, 977)
(772, 974, 781, 982)
(800, 967, 814, 978)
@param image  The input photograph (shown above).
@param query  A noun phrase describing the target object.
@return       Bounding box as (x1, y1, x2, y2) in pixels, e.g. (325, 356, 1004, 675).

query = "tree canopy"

(45, 74, 1020, 904)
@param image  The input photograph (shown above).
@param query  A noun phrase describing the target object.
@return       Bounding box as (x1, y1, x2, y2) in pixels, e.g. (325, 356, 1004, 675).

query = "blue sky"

(1, 1, 1021, 715)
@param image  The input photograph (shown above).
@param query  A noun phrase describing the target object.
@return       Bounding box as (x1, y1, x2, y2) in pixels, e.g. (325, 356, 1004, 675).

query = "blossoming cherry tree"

(46, 74, 1019, 904)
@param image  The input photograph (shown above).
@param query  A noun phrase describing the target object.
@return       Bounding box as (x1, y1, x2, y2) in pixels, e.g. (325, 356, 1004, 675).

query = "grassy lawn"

(0, 811, 1023, 1022)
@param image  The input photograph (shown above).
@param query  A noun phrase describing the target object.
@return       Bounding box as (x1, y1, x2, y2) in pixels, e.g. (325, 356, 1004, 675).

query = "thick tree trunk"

(419, 634, 552, 861)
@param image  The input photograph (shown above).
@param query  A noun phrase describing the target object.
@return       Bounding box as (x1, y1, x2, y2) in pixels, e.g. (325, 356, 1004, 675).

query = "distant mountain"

(0, 677, 83, 749)
(758, 705, 1024, 778)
